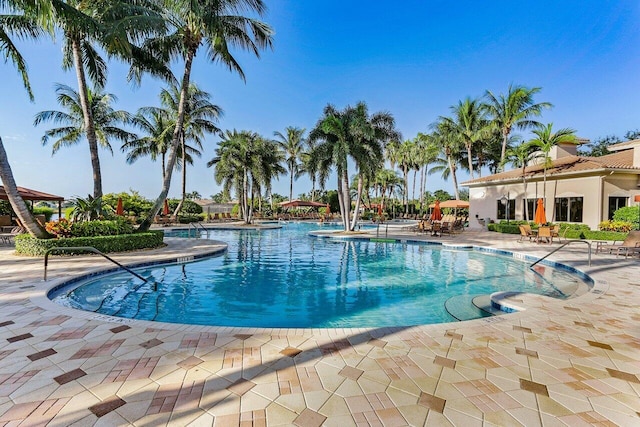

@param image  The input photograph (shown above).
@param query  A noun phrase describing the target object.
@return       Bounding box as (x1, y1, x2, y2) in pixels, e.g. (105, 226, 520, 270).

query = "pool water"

(52, 223, 590, 328)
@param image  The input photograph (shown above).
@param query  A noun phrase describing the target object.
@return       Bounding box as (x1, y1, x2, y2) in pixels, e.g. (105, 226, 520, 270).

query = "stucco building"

(462, 139, 640, 230)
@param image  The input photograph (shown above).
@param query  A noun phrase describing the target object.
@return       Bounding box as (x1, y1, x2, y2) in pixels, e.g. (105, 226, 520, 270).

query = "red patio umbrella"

(534, 198, 546, 225)
(430, 200, 442, 221)
(115, 197, 124, 216)
(163, 199, 170, 216)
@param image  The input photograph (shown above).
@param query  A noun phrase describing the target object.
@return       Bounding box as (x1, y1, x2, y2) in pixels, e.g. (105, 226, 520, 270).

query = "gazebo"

(0, 185, 64, 218)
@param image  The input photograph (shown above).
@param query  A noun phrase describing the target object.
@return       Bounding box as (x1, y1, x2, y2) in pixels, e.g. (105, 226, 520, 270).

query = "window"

(554, 197, 583, 222)
(497, 199, 515, 220)
(608, 197, 627, 220)
(523, 199, 536, 221)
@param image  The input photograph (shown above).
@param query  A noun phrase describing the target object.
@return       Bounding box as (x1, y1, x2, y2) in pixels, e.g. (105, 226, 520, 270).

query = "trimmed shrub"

(15, 231, 164, 256)
(490, 223, 520, 234)
(177, 214, 201, 224)
(613, 206, 640, 229)
(181, 200, 203, 214)
(70, 218, 134, 237)
(598, 220, 633, 232)
(33, 207, 55, 221)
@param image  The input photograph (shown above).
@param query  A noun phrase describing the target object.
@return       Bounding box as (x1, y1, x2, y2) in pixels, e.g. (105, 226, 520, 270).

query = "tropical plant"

(415, 132, 439, 214)
(387, 139, 416, 213)
(528, 123, 577, 214)
(124, 106, 173, 177)
(309, 102, 400, 231)
(274, 126, 306, 202)
(134, 0, 274, 231)
(69, 194, 104, 222)
(34, 84, 135, 160)
(483, 84, 552, 166)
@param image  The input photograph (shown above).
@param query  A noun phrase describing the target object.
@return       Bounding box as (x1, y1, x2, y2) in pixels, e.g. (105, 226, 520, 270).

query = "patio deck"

(0, 229, 638, 426)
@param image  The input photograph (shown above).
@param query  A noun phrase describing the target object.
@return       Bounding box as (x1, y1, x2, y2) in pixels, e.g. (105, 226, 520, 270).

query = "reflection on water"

(56, 223, 589, 328)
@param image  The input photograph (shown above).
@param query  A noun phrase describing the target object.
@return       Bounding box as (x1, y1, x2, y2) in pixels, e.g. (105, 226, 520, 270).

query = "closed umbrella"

(430, 200, 442, 221)
(163, 199, 170, 216)
(377, 204, 383, 216)
(534, 198, 546, 225)
(115, 197, 124, 216)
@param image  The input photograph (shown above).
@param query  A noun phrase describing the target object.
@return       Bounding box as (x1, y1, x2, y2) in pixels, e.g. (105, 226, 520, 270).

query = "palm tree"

(158, 83, 222, 214)
(53, 0, 165, 199)
(483, 84, 552, 166)
(429, 120, 464, 200)
(415, 132, 439, 214)
(441, 97, 491, 179)
(374, 168, 403, 215)
(309, 102, 400, 231)
(34, 84, 134, 162)
(135, 0, 274, 231)
(208, 130, 284, 224)
(123, 106, 173, 178)
(0, 0, 51, 237)
(274, 127, 306, 202)
(528, 123, 578, 211)
(387, 139, 416, 213)
(501, 142, 537, 221)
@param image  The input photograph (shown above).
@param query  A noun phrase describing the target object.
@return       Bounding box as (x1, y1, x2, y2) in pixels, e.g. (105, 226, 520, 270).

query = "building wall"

(467, 173, 640, 230)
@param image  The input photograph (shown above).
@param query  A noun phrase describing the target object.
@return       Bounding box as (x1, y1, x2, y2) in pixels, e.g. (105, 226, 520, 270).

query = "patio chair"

(550, 225, 564, 243)
(598, 230, 640, 258)
(519, 224, 535, 242)
(536, 226, 552, 244)
(0, 226, 24, 245)
(431, 222, 442, 237)
(440, 222, 452, 236)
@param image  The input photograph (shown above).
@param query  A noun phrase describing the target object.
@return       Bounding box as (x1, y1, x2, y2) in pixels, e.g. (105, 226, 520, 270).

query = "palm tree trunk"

(448, 155, 460, 200)
(311, 175, 316, 202)
(289, 168, 293, 201)
(412, 169, 417, 206)
(0, 138, 49, 238)
(403, 166, 409, 214)
(339, 170, 351, 231)
(419, 164, 427, 215)
(522, 164, 529, 221)
(500, 131, 509, 168)
(243, 169, 250, 224)
(467, 143, 475, 179)
(138, 49, 194, 231)
(71, 36, 102, 199)
(173, 135, 186, 216)
(350, 175, 364, 231)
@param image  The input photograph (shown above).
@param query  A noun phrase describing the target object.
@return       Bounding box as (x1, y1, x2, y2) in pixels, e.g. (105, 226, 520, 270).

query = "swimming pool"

(51, 223, 591, 328)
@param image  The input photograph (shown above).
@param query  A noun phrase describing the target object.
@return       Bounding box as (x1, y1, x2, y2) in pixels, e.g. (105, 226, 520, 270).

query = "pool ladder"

(529, 240, 592, 268)
(188, 222, 210, 238)
(43, 246, 148, 283)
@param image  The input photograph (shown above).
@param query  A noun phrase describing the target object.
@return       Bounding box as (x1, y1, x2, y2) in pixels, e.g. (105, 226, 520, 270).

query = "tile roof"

(607, 138, 640, 152)
(463, 149, 640, 186)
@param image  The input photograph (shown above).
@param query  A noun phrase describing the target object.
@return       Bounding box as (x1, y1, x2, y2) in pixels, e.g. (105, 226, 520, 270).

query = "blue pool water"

(52, 223, 590, 328)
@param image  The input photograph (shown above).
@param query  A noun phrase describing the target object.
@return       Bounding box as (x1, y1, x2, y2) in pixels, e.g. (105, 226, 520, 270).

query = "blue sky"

(1, 0, 639, 200)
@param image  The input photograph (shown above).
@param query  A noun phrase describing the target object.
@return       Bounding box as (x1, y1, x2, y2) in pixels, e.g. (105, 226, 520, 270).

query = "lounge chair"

(0, 226, 23, 245)
(597, 230, 640, 258)
(519, 225, 535, 242)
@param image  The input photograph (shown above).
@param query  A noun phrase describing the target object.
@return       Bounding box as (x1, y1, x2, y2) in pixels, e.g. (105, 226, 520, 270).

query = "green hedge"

(15, 231, 164, 256)
(489, 224, 626, 241)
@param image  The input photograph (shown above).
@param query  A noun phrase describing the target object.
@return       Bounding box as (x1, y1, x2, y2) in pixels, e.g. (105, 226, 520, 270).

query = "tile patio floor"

(0, 227, 638, 426)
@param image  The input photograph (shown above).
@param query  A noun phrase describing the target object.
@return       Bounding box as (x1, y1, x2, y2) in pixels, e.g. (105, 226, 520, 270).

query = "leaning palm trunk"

(0, 138, 49, 238)
(173, 135, 187, 217)
(419, 164, 427, 214)
(402, 166, 409, 213)
(242, 170, 251, 224)
(500, 131, 509, 168)
(71, 37, 103, 199)
(522, 164, 529, 221)
(138, 51, 194, 231)
(349, 175, 364, 231)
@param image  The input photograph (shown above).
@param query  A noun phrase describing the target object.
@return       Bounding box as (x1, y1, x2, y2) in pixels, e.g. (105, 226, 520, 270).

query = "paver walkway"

(0, 228, 638, 426)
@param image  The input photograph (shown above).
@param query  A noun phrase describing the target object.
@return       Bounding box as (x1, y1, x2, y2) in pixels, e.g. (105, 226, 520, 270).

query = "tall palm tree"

(483, 84, 552, 166)
(387, 139, 416, 213)
(429, 120, 464, 200)
(309, 102, 400, 231)
(415, 132, 439, 214)
(441, 97, 491, 179)
(208, 130, 283, 224)
(158, 83, 222, 214)
(135, 0, 274, 231)
(274, 126, 305, 202)
(34, 84, 134, 162)
(501, 142, 537, 221)
(53, 0, 165, 199)
(374, 168, 402, 215)
(528, 123, 577, 211)
(0, 0, 52, 237)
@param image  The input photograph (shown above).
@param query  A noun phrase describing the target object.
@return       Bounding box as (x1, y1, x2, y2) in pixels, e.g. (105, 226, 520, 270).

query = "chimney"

(550, 142, 578, 160)
(634, 146, 640, 168)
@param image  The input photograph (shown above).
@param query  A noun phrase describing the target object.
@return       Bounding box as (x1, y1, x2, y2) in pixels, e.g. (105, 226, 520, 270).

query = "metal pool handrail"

(44, 246, 148, 283)
(529, 240, 592, 268)
(188, 222, 209, 238)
